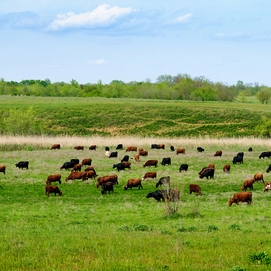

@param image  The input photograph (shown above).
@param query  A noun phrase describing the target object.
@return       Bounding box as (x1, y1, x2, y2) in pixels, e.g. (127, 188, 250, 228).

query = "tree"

(257, 87, 271, 104)
(255, 116, 271, 137)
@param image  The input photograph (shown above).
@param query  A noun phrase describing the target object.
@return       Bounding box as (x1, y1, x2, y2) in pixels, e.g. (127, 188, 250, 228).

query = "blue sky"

(0, 1, 270, 86)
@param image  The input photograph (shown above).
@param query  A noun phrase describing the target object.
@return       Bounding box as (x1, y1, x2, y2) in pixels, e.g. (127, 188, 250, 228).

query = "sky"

(0, 0, 271, 86)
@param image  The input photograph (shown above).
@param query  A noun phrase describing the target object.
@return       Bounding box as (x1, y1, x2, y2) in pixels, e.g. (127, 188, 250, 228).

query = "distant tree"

(257, 87, 271, 104)
(156, 75, 174, 86)
(255, 116, 271, 137)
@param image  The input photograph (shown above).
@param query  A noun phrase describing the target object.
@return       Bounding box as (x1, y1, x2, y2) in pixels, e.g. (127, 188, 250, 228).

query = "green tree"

(255, 116, 271, 137)
(257, 87, 271, 104)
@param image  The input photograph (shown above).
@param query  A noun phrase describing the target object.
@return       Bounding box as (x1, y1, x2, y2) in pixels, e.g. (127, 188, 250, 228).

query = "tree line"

(1, 74, 270, 103)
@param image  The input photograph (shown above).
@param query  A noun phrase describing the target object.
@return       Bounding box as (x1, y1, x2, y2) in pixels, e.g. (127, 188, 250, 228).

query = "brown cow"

(263, 182, 271, 192)
(123, 178, 143, 190)
(71, 164, 82, 172)
(84, 170, 97, 180)
(142, 172, 157, 180)
(0, 165, 6, 175)
(189, 184, 201, 195)
(134, 155, 140, 162)
(46, 174, 61, 185)
(253, 172, 264, 183)
(157, 144, 165, 149)
(74, 146, 84, 150)
(101, 182, 115, 194)
(208, 164, 215, 169)
(123, 162, 131, 169)
(214, 150, 222, 157)
(84, 166, 96, 173)
(143, 159, 158, 168)
(89, 145, 97, 150)
(241, 179, 254, 191)
(66, 171, 87, 182)
(125, 146, 137, 152)
(96, 174, 118, 188)
(176, 148, 186, 155)
(81, 158, 92, 166)
(45, 185, 62, 197)
(228, 192, 252, 206)
(223, 164, 231, 173)
(138, 149, 148, 156)
(50, 144, 60, 150)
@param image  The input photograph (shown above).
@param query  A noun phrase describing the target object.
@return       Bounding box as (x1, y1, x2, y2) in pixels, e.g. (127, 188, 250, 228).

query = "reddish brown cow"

(138, 149, 148, 156)
(84, 166, 96, 172)
(228, 192, 252, 206)
(214, 150, 222, 157)
(45, 185, 62, 197)
(223, 164, 231, 173)
(89, 145, 97, 150)
(208, 164, 215, 169)
(81, 158, 92, 166)
(66, 171, 87, 182)
(71, 164, 82, 172)
(74, 146, 84, 150)
(46, 174, 61, 185)
(189, 184, 201, 195)
(253, 172, 264, 183)
(96, 174, 118, 188)
(50, 144, 60, 150)
(125, 146, 137, 152)
(122, 162, 131, 169)
(176, 148, 186, 155)
(123, 178, 143, 190)
(241, 179, 254, 191)
(143, 159, 158, 168)
(84, 170, 97, 180)
(263, 182, 271, 192)
(142, 172, 157, 180)
(134, 155, 140, 162)
(0, 165, 6, 175)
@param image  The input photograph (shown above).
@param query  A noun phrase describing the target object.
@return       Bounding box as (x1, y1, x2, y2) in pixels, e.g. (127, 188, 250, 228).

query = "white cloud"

(176, 13, 192, 23)
(87, 59, 106, 65)
(47, 4, 134, 30)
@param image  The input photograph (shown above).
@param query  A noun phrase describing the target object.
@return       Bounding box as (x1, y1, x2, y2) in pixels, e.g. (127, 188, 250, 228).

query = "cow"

(259, 151, 271, 159)
(176, 148, 186, 155)
(125, 146, 137, 152)
(84, 166, 96, 173)
(214, 150, 222, 157)
(123, 178, 143, 190)
(60, 162, 77, 170)
(151, 144, 158, 149)
(15, 161, 29, 170)
(105, 146, 110, 151)
(101, 182, 114, 194)
(179, 163, 189, 172)
(208, 164, 215, 169)
(156, 176, 170, 188)
(142, 172, 157, 180)
(263, 182, 271, 192)
(223, 164, 231, 173)
(81, 158, 92, 166)
(146, 190, 164, 202)
(139, 149, 148, 156)
(50, 144, 60, 150)
(96, 175, 118, 188)
(46, 174, 62, 185)
(228, 192, 252, 206)
(199, 168, 214, 179)
(89, 145, 97, 150)
(70, 159, 79, 165)
(232, 156, 243, 164)
(71, 164, 82, 172)
(170, 146, 175, 151)
(65, 171, 87, 182)
(253, 172, 264, 183)
(121, 155, 129, 162)
(237, 152, 244, 158)
(84, 170, 97, 180)
(74, 146, 84, 150)
(143, 160, 158, 168)
(241, 179, 254, 191)
(248, 147, 253, 152)
(146, 189, 180, 202)
(157, 144, 165, 149)
(134, 155, 140, 162)
(113, 163, 125, 171)
(189, 184, 201, 195)
(45, 185, 62, 197)
(161, 157, 171, 166)
(266, 164, 271, 173)
(197, 147, 204, 153)
(116, 144, 123, 150)
(109, 151, 118, 158)
(0, 165, 6, 175)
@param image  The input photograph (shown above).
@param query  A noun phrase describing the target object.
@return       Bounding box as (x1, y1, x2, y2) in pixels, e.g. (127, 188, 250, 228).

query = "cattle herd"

(1, 143, 271, 206)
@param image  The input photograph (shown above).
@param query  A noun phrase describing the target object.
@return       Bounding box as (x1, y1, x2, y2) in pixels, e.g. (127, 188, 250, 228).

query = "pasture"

(1, 136, 271, 270)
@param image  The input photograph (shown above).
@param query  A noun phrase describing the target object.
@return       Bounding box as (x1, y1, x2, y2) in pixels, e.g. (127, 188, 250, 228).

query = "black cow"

(151, 144, 158, 149)
(179, 163, 189, 172)
(60, 162, 77, 170)
(113, 162, 125, 171)
(237, 152, 244, 158)
(105, 146, 110, 151)
(232, 156, 243, 164)
(146, 190, 165, 202)
(170, 146, 175, 151)
(197, 147, 204, 152)
(146, 189, 180, 202)
(248, 147, 253, 152)
(116, 144, 123, 150)
(15, 161, 29, 169)
(121, 155, 129, 162)
(109, 151, 118, 158)
(161, 157, 171, 166)
(199, 168, 214, 179)
(70, 158, 79, 165)
(259, 151, 271, 159)
(266, 164, 271, 173)
(156, 176, 170, 188)
(101, 182, 114, 194)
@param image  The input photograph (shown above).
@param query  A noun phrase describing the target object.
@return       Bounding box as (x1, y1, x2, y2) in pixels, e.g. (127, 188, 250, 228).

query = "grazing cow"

(46, 174, 62, 185)
(189, 184, 201, 195)
(232, 156, 243, 164)
(125, 146, 137, 152)
(176, 148, 186, 155)
(84, 166, 96, 172)
(123, 178, 143, 190)
(151, 144, 158, 149)
(116, 144, 123, 150)
(134, 155, 140, 162)
(253, 172, 264, 183)
(223, 164, 231, 173)
(121, 155, 129, 162)
(96, 175, 118, 188)
(101, 182, 114, 194)
(157, 144, 165, 149)
(143, 160, 158, 168)
(109, 151, 118, 158)
(199, 168, 214, 179)
(263, 182, 271, 192)
(84, 170, 97, 180)
(161, 157, 171, 166)
(81, 158, 92, 166)
(259, 151, 271, 159)
(45, 185, 62, 197)
(89, 145, 97, 150)
(71, 164, 82, 172)
(208, 164, 215, 169)
(146, 189, 180, 202)
(142, 172, 157, 180)
(179, 163, 189, 172)
(0, 165, 6, 175)
(214, 150, 222, 157)
(113, 163, 125, 171)
(65, 171, 87, 182)
(237, 152, 244, 158)
(50, 144, 60, 150)
(156, 176, 170, 188)
(105, 146, 110, 151)
(241, 179, 254, 191)
(266, 164, 271, 173)
(74, 146, 84, 150)
(70, 158, 79, 165)
(170, 146, 175, 151)
(197, 147, 204, 153)
(60, 162, 77, 170)
(15, 161, 29, 170)
(248, 147, 253, 152)
(228, 192, 252, 206)
(139, 149, 148, 156)
(123, 162, 131, 169)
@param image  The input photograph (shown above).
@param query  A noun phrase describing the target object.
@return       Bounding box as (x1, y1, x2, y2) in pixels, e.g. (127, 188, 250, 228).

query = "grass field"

(1, 136, 271, 270)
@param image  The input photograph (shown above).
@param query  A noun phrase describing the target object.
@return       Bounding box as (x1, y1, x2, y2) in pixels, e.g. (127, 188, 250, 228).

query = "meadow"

(1, 136, 271, 271)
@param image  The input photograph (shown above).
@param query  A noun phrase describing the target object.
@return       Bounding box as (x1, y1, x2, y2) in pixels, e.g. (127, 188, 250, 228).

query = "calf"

(223, 164, 231, 173)
(161, 157, 171, 166)
(189, 184, 201, 196)
(143, 160, 158, 168)
(241, 179, 254, 191)
(228, 192, 252, 206)
(123, 178, 143, 190)
(179, 163, 188, 172)
(176, 148, 186, 155)
(214, 150, 222, 157)
(0, 165, 6, 175)
(46, 174, 62, 185)
(142, 172, 157, 180)
(50, 144, 60, 150)
(45, 185, 62, 197)
(156, 176, 170, 188)
(89, 145, 97, 150)
(74, 146, 84, 150)
(15, 161, 29, 169)
(253, 172, 264, 183)
(101, 182, 114, 194)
